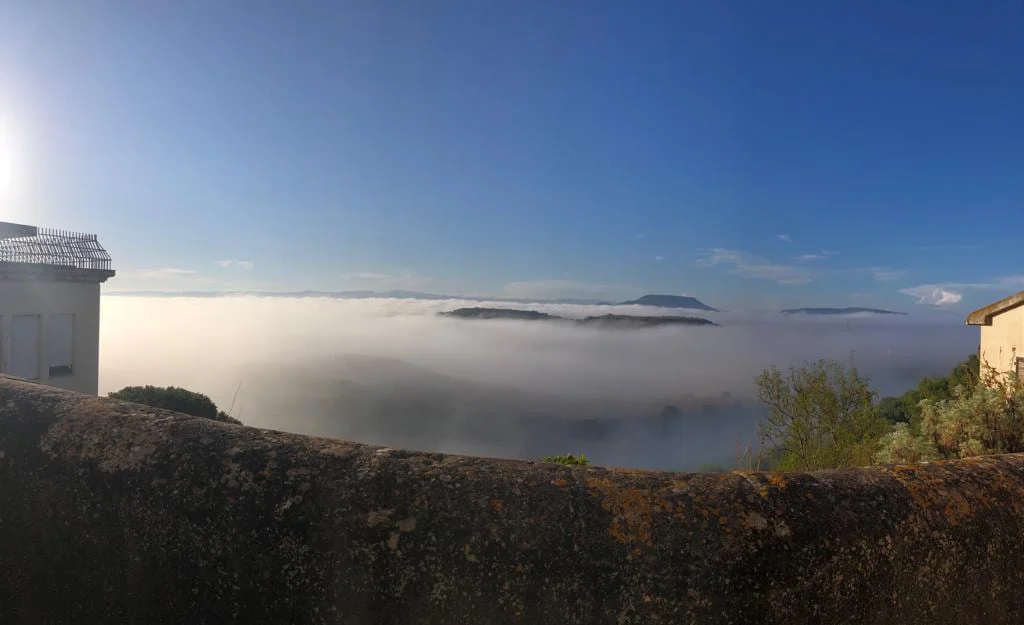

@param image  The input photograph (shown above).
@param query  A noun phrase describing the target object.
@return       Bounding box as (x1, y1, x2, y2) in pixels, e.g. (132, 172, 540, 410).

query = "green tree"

(109, 385, 242, 425)
(756, 359, 887, 471)
(877, 396, 908, 424)
(949, 353, 981, 394)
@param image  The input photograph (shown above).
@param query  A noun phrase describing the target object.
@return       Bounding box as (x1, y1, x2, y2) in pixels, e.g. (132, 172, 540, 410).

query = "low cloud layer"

(99, 296, 977, 470)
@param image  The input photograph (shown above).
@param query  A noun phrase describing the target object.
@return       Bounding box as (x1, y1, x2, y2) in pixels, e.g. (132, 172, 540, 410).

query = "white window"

(48, 314, 74, 377)
(10, 315, 41, 380)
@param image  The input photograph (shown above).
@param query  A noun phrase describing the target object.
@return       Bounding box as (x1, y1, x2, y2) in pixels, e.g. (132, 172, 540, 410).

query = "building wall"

(0, 279, 101, 395)
(979, 304, 1024, 379)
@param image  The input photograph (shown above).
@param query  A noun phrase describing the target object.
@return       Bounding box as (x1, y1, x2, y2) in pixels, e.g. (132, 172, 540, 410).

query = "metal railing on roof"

(0, 227, 113, 271)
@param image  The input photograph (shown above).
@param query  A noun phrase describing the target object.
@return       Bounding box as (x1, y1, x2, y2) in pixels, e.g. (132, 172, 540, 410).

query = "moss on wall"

(2, 376, 1024, 624)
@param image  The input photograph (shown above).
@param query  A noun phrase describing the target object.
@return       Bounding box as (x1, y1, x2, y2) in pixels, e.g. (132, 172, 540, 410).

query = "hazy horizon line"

(101, 289, 928, 316)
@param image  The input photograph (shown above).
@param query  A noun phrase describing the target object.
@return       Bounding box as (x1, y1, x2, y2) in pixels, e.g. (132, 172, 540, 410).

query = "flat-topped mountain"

(780, 307, 907, 316)
(440, 308, 716, 327)
(617, 294, 718, 312)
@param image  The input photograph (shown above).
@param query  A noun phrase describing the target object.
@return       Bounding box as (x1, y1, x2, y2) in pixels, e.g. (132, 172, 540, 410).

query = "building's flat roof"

(0, 226, 113, 275)
(965, 291, 1024, 326)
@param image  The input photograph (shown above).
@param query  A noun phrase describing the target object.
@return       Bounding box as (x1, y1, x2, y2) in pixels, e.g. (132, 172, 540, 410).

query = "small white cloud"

(697, 248, 815, 285)
(777, 234, 792, 243)
(654, 255, 665, 261)
(794, 250, 838, 262)
(847, 267, 907, 282)
(871, 268, 906, 282)
(777, 277, 815, 286)
(125, 267, 197, 278)
(157, 268, 195, 275)
(217, 260, 255, 270)
(896, 276, 1024, 309)
(349, 272, 395, 280)
(900, 285, 963, 307)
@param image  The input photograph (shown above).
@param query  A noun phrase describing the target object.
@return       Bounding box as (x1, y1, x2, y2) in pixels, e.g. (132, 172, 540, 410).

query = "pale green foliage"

(922, 379, 1024, 457)
(756, 359, 888, 471)
(873, 423, 938, 465)
(542, 453, 589, 466)
(875, 361, 1024, 463)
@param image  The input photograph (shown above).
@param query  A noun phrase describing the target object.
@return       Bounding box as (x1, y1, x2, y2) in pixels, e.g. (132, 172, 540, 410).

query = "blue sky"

(0, 1, 1020, 311)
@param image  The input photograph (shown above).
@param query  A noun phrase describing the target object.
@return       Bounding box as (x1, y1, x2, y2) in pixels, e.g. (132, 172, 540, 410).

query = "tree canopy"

(754, 353, 1018, 471)
(755, 359, 887, 471)
(108, 385, 242, 425)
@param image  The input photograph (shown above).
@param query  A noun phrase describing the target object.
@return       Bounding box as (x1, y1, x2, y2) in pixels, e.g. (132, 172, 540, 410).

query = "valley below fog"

(98, 295, 977, 470)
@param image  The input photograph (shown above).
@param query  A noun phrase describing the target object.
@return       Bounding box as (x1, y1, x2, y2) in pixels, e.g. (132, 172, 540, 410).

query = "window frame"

(47, 313, 75, 378)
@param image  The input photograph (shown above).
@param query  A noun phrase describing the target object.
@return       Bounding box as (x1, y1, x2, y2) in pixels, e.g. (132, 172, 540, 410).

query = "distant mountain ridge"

(780, 307, 907, 316)
(616, 294, 719, 312)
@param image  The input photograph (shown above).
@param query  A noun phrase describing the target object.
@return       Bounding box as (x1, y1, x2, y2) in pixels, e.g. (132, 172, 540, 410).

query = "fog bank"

(98, 296, 977, 470)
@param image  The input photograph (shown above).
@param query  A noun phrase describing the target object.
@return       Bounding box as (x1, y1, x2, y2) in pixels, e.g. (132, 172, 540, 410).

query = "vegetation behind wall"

(108, 385, 242, 425)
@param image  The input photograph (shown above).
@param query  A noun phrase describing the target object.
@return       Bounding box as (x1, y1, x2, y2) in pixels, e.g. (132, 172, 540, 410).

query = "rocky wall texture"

(1, 376, 1024, 624)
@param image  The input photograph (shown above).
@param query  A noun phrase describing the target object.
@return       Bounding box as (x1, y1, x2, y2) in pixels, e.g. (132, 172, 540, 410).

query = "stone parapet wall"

(1, 376, 1022, 624)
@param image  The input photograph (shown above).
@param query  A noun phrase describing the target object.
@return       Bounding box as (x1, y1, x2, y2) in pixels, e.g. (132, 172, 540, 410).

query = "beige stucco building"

(0, 221, 114, 395)
(966, 291, 1024, 381)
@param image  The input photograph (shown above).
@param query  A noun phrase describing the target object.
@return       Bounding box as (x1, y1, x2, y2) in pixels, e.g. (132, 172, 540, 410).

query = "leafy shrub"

(877, 354, 980, 425)
(875, 362, 1024, 464)
(542, 453, 589, 466)
(109, 385, 242, 425)
(874, 423, 938, 465)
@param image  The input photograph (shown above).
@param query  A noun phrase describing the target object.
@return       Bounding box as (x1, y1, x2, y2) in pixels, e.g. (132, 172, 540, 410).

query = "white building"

(966, 291, 1024, 382)
(0, 220, 114, 395)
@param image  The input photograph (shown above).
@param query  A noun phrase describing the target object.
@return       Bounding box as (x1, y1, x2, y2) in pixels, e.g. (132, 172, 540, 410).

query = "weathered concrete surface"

(3, 376, 1024, 624)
